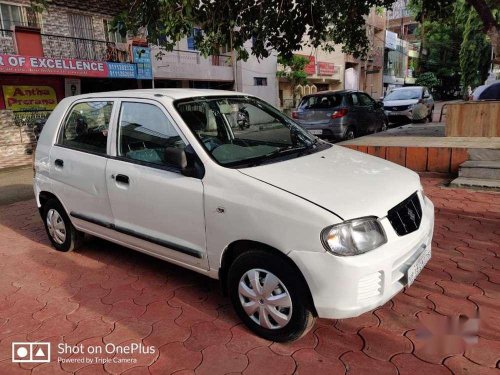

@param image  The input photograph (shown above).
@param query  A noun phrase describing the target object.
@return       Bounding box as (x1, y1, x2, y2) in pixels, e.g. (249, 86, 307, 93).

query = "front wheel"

(227, 250, 316, 342)
(427, 107, 434, 122)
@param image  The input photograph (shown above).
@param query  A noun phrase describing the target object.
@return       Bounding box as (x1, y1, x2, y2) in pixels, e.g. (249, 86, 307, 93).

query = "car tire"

(344, 127, 355, 140)
(427, 107, 434, 122)
(227, 250, 316, 342)
(42, 199, 83, 252)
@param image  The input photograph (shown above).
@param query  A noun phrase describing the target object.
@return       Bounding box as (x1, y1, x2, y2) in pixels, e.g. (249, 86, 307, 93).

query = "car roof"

(304, 90, 359, 97)
(391, 86, 424, 91)
(63, 89, 248, 101)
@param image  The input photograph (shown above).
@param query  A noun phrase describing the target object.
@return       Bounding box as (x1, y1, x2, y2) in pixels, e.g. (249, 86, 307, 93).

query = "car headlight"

(321, 217, 387, 256)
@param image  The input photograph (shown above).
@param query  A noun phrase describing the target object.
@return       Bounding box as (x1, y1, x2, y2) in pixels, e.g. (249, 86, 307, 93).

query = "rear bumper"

(289, 193, 435, 319)
(299, 124, 346, 139)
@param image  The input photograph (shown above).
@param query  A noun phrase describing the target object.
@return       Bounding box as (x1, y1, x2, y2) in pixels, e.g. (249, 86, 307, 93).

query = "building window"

(254, 77, 268, 86)
(103, 19, 126, 43)
(0, 3, 39, 35)
(187, 28, 201, 51)
(68, 13, 94, 39)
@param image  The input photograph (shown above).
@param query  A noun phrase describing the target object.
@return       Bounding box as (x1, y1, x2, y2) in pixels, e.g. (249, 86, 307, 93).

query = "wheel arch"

(218, 239, 317, 316)
(38, 191, 61, 216)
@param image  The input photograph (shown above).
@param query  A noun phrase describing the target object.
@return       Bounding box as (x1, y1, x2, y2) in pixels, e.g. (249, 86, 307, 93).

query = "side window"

(350, 93, 359, 105)
(358, 93, 374, 106)
(118, 102, 186, 167)
(59, 101, 113, 154)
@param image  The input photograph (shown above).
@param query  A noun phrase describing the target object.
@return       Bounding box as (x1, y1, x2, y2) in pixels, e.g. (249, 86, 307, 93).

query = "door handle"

(55, 159, 64, 168)
(115, 174, 129, 184)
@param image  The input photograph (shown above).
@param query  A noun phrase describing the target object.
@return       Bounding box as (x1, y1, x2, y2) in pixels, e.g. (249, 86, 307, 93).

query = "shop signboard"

(107, 62, 137, 79)
(385, 31, 398, 51)
(3, 85, 58, 111)
(318, 62, 335, 76)
(0, 54, 140, 79)
(132, 46, 153, 80)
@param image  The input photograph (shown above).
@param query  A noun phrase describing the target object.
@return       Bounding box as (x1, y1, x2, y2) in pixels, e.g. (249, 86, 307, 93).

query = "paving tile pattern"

(0, 175, 499, 374)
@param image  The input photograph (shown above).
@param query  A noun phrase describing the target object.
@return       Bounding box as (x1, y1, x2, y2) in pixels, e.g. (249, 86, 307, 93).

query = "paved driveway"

(0, 175, 499, 374)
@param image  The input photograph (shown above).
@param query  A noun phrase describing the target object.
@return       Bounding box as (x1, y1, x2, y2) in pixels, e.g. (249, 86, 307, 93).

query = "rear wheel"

(344, 127, 355, 140)
(228, 250, 315, 342)
(42, 199, 83, 252)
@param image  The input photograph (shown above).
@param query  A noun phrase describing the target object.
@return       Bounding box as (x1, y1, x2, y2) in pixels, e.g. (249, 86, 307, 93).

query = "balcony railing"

(41, 34, 128, 62)
(158, 48, 232, 67)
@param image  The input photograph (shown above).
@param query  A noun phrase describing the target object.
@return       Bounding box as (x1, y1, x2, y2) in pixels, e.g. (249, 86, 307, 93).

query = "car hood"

(383, 99, 419, 107)
(238, 145, 421, 220)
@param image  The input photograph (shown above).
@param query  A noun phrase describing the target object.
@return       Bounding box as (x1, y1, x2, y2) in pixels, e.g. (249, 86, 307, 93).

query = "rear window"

(299, 94, 343, 109)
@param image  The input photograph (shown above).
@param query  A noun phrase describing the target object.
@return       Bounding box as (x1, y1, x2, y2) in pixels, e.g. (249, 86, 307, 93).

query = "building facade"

(383, 0, 420, 92)
(0, 0, 153, 168)
(278, 7, 386, 112)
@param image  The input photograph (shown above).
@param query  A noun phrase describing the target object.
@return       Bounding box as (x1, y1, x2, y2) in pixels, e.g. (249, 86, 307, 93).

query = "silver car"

(383, 86, 434, 123)
(292, 90, 387, 140)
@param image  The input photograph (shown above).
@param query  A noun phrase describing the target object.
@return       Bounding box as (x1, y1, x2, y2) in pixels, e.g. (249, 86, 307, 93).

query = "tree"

(409, 0, 495, 95)
(416, 72, 440, 88)
(82, 0, 398, 61)
(411, 0, 499, 63)
(459, 4, 492, 92)
(276, 55, 309, 107)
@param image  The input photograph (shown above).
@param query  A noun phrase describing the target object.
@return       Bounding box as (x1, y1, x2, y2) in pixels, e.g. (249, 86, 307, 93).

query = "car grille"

(387, 192, 422, 236)
(384, 105, 410, 111)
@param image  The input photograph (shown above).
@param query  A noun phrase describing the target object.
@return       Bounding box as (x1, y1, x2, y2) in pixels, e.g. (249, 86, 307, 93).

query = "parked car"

(383, 86, 434, 123)
(292, 90, 387, 140)
(34, 89, 434, 342)
(472, 80, 500, 101)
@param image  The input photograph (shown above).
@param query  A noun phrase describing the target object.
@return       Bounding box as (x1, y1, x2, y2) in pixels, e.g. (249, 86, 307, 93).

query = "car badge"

(407, 208, 416, 224)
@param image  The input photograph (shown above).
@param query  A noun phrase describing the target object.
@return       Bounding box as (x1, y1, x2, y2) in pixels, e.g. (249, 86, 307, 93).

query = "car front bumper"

(289, 193, 435, 319)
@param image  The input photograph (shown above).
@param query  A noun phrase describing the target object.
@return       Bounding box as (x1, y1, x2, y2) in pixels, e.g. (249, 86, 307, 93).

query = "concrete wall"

(236, 42, 279, 106)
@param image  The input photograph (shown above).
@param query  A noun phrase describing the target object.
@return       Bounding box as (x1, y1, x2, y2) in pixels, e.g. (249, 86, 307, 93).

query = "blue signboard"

(107, 62, 137, 79)
(132, 46, 153, 80)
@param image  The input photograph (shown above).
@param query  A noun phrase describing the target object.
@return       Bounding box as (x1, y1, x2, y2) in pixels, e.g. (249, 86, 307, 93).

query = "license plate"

(309, 130, 322, 135)
(407, 246, 431, 286)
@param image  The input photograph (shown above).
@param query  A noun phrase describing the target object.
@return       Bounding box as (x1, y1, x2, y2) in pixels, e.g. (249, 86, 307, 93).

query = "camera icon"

(12, 342, 51, 363)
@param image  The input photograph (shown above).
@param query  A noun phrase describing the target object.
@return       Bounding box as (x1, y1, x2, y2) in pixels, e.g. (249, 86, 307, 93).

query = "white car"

(34, 89, 434, 342)
(383, 86, 434, 122)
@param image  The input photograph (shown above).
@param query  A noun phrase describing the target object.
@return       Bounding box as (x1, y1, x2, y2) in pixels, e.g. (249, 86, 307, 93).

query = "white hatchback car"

(34, 89, 434, 342)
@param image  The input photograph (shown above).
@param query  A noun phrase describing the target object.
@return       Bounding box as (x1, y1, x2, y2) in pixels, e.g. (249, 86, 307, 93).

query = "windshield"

(299, 94, 344, 109)
(385, 89, 422, 101)
(175, 96, 330, 167)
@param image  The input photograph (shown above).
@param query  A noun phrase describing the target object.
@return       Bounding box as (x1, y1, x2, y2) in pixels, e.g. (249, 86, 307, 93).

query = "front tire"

(227, 250, 316, 342)
(42, 199, 82, 252)
(427, 107, 434, 122)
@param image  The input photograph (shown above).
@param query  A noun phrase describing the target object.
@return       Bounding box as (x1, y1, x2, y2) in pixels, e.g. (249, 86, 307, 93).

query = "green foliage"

(459, 4, 492, 91)
(409, 0, 493, 95)
(415, 72, 440, 88)
(276, 55, 309, 107)
(100, 0, 397, 61)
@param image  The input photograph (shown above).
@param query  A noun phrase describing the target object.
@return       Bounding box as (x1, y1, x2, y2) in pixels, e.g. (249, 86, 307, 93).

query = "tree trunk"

(465, 0, 499, 62)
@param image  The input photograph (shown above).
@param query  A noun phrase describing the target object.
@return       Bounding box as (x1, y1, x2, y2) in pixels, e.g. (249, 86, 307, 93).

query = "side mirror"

(164, 145, 204, 178)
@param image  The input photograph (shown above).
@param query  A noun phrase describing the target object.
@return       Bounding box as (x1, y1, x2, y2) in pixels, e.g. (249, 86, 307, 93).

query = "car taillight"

(331, 108, 348, 119)
(291, 111, 299, 119)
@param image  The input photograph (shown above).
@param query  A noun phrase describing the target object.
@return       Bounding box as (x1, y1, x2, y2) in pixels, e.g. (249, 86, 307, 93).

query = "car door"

(348, 93, 364, 133)
(356, 93, 377, 133)
(49, 99, 116, 236)
(105, 99, 208, 270)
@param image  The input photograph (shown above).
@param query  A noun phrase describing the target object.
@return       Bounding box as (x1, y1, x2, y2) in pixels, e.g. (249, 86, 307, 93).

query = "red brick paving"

(0, 174, 499, 374)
